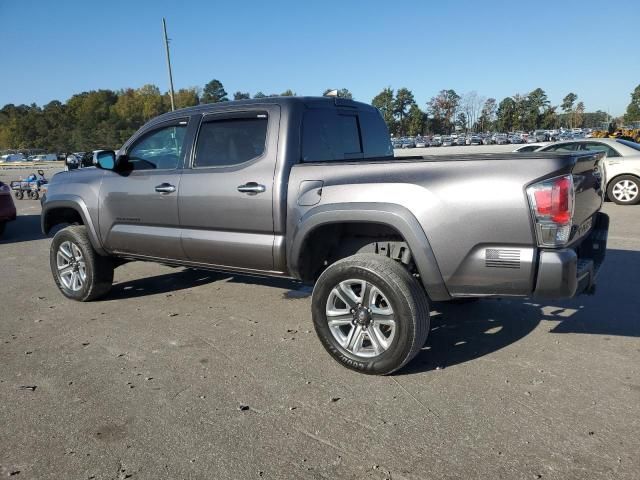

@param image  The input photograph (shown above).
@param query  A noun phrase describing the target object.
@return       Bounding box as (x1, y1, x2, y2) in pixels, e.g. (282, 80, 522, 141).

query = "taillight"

(527, 175, 574, 247)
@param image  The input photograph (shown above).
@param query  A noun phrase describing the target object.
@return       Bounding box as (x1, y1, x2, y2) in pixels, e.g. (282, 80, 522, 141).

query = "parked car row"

(0, 152, 61, 163)
(392, 128, 597, 149)
(514, 138, 640, 206)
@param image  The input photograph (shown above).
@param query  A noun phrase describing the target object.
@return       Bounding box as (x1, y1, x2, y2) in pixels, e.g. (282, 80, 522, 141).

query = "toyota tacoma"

(42, 97, 609, 374)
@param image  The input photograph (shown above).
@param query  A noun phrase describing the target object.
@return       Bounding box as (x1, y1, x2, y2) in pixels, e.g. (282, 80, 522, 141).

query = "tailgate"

(570, 151, 605, 244)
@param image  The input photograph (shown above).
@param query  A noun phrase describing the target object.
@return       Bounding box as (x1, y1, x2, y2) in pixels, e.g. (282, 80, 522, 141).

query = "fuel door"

(297, 180, 324, 206)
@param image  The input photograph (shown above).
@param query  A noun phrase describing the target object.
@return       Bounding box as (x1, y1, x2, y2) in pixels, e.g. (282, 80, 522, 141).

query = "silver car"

(537, 138, 640, 205)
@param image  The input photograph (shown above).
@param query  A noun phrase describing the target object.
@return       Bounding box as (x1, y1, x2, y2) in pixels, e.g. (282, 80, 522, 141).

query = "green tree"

(427, 89, 460, 133)
(280, 89, 296, 96)
(456, 112, 467, 131)
(201, 79, 228, 103)
(371, 87, 396, 134)
(173, 88, 199, 108)
(477, 98, 497, 132)
(574, 101, 585, 128)
(624, 84, 640, 123)
(407, 104, 425, 136)
(394, 88, 415, 136)
(496, 97, 517, 132)
(233, 91, 251, 100)
(253, 92, 266, 99)
(561, 92, 578, 128)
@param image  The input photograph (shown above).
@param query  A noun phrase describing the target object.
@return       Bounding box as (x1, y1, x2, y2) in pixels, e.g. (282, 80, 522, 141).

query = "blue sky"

(0, 0, 636, 115)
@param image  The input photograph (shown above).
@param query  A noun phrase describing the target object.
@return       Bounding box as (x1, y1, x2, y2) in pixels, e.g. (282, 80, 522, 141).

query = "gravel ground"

(0, 162, 639, 480)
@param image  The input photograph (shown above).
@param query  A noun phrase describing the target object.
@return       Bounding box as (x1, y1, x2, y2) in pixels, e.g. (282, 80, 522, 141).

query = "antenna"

(163, 18, 176, 111)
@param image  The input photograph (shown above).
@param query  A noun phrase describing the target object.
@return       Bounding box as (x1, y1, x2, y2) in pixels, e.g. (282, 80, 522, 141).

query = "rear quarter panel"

(288, 155, 577, 296)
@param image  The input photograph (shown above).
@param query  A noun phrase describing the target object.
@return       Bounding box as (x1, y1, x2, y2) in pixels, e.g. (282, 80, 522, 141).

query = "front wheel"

(312, 254, 430, 375)
(607, 175, 640, 205)
(50, 225, 114, 301)
(15, 190, 24, 200)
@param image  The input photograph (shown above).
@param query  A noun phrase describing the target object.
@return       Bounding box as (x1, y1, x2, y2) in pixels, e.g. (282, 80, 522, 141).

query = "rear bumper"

(533, 213, 609, 298)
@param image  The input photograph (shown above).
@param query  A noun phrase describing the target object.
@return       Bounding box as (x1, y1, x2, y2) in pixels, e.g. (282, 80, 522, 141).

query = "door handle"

(237, 182, 266, 194)
(155, 183, 176, 193)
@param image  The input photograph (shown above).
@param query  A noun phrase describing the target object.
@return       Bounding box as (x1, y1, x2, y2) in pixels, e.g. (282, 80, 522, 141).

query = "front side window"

(128, 123, 187, 170)
(581, 142, 620, 157)
(194, 114, 268, 168)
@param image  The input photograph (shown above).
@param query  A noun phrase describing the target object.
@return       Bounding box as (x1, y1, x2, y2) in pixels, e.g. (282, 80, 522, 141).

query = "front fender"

(288, 202, 450, 301)
(41, 195, 106, 256)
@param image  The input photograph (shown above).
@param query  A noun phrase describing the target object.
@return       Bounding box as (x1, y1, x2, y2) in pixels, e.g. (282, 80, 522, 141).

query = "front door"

(178, 107, 279, 272)
(99, 119, 189, 260)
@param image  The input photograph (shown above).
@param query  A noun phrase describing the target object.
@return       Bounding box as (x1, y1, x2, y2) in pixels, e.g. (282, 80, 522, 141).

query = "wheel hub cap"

(326, 279, 396, 358)
(354, 306, 372, 327)
(56, 241, 86, 292)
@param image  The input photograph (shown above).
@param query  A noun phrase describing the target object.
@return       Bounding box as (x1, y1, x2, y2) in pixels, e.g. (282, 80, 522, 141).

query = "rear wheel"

(607, 175, 640, 205)
(30, 190, 39, 200)
(312, 254, 429, 375)
(15, 191, 24, 200)
(50, 225, 114, 301)
(0, 221, 5, 237)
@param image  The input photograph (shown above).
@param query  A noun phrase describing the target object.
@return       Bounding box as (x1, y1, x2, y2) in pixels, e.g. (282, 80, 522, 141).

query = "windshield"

(616, 139, 640, 151)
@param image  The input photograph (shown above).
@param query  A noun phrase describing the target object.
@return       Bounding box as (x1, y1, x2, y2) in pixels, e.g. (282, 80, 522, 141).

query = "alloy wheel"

(56, 241, 87, 291)
(325, 279, 396, 358)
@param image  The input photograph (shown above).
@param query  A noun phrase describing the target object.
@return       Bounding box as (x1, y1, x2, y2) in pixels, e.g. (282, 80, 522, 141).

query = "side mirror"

(94, 150, 117, 170)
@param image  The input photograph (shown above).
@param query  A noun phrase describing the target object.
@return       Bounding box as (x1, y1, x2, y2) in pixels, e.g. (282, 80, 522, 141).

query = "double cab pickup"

(42, 97, 609, 374)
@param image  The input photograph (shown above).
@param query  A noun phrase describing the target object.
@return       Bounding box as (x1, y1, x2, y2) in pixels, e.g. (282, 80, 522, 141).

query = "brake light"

(527, 175, 574, 247)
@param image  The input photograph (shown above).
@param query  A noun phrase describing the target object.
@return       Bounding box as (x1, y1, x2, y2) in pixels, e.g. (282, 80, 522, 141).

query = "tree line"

(0, 78, 637, 152)
(373, 87, 629, 137)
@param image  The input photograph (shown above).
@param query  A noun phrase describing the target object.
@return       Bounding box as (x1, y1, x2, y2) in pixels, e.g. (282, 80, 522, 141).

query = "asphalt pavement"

(0, 165, 638, 480)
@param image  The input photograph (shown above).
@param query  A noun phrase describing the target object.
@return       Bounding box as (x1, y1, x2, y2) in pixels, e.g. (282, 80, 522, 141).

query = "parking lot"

(1, 166, 639, 479)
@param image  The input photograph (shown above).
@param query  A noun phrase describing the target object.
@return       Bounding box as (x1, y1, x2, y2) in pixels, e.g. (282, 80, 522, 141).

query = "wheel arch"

(288, 203, 450, 301)
(42, 197, 106, 255)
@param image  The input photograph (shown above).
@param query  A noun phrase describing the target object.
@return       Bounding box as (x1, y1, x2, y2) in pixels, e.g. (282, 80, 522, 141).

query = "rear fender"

(289, 202, 450, 301)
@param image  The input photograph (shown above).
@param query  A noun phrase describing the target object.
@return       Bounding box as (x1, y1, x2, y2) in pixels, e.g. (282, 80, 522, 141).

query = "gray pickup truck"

(42, 97, 609, 374)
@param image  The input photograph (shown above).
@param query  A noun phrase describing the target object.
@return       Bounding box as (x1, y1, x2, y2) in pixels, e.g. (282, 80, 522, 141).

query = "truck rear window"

(302, 109, 392, 162)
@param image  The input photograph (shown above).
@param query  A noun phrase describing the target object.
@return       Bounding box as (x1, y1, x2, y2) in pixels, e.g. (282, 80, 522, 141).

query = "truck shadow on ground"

(106, 268, 302, 300)
(402, 248, 640, 375)
(0, 213, 44, 244)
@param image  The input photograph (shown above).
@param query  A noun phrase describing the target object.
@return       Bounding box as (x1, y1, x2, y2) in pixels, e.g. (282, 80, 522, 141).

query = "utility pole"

(162, 18, 175, 111)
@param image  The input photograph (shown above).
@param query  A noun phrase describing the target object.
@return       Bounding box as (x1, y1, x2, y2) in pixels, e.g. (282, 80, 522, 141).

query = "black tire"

(607, 175, 640, 205)
(30, 190, 39, 200)
(50, 225, 114, 301)
(15, 191, 24, 200)
(0, 221, 5, 237)
(312, 253, 430, 375)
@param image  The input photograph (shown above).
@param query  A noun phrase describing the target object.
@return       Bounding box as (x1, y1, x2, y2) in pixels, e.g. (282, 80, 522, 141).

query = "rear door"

(178, 106, 280, 272)
(99, 119, 189, 259)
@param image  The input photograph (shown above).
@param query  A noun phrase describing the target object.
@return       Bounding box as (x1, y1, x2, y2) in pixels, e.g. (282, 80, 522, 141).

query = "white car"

(513, 143, 551, 152)
(536, 138, 640, 205)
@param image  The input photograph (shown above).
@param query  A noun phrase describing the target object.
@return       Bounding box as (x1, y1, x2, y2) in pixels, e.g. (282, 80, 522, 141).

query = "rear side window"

(194, 114, 268, 168)
(359, 110, 393, 158)
(581, 142, 620, 158)
(302, 110, 362, 162)
(302, 109, 393, 162)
